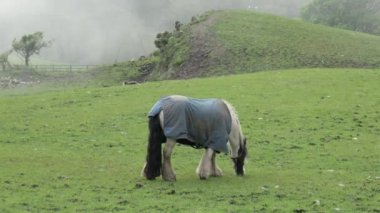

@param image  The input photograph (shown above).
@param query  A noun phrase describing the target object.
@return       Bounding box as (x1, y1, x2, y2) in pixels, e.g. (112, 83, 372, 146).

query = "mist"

(1, 0, 311, 65)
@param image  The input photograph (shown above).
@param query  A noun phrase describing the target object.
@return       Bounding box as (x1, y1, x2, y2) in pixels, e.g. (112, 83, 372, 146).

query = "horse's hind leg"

(211, 152, 223, 177)
(196, 148, 214, 180)
(162, 139, 176, 181)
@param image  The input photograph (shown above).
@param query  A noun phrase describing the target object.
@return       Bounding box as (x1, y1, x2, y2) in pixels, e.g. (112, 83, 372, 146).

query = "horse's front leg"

(211, 152, 223, 177)
(196, 148, 214, 180)
(162, 138, 176, 181)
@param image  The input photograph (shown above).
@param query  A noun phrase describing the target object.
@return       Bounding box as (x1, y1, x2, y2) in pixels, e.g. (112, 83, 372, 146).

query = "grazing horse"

(142, 95, 247, 181)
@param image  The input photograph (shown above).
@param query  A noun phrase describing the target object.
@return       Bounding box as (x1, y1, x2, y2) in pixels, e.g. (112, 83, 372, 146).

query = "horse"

(142, 95, 247, 181)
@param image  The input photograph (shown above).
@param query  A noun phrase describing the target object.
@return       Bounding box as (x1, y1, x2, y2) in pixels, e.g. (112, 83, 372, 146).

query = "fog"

(1, 0, 310, 64)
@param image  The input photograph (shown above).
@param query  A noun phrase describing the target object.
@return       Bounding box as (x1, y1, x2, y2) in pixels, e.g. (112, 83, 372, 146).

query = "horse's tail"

(144, 114, 166, 180)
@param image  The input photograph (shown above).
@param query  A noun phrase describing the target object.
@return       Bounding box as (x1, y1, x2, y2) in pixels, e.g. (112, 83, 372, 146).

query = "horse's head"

(232, 137, 247, 176)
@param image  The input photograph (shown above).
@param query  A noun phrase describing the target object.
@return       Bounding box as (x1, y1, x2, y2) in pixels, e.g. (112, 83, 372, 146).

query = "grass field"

(0, 68, 379, 212)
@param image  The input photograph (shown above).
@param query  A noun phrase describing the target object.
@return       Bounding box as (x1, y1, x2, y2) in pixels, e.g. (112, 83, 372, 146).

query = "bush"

(154, 31, 172, 52)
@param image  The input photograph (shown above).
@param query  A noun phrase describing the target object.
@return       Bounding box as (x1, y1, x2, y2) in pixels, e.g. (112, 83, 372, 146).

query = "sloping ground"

(145, 10, 380, 79)
(211, 10, 380, 73)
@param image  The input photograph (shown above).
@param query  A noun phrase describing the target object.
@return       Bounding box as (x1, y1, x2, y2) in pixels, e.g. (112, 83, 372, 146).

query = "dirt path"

(176, 13, 226, 78)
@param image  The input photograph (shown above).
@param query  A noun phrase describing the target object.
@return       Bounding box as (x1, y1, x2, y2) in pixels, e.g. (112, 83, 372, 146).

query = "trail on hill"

(176, 14, 226, 78)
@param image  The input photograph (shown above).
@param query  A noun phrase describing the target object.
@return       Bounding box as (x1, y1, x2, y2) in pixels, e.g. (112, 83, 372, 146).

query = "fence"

(10, 64, 99, 72)
(29, 64, 98, 72)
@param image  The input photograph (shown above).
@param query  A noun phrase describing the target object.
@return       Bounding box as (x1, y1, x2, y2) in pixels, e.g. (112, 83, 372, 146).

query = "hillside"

(112, 10, 380, 82)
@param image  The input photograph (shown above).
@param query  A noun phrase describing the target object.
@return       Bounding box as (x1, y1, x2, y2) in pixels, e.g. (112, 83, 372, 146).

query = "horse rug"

(148, 96, 232, 154)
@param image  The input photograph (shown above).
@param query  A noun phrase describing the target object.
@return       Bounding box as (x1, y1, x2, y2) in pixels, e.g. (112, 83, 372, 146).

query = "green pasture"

(0, 68, 379, 212)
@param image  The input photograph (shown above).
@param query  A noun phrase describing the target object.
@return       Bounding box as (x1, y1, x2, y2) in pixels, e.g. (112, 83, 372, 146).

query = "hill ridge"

(142, 10, 380, 80)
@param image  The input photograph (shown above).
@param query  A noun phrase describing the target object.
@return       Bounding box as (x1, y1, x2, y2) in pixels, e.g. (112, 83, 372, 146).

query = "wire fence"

(27, 64, 98, 72)
(0, 64, 105, 88)
(5, 64, 100, 72)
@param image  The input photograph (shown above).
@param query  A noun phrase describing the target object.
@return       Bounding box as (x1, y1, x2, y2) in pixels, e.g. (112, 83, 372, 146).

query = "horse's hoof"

(163, 174, 176, 182)
(197, 170, 210, 180)
(211, 168, 223, 177)
(198, 173, 209, 180)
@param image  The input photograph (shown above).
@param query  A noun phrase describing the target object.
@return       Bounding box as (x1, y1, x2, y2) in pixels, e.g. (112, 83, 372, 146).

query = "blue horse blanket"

(148, 96, 232, 154)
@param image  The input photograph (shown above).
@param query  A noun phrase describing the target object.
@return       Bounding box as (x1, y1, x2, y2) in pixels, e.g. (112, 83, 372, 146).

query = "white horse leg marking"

(159, 110, 177, 181)
(141, 162, 147, 178)
(211, 152, 223, 177)
(196, 148, 214, 180)
(162, 138, 176, 181)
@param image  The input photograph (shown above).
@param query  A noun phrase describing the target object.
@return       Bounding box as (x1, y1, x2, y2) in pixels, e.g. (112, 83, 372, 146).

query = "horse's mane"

(222, 100, 240, 123)
(222, 100, 244, 138)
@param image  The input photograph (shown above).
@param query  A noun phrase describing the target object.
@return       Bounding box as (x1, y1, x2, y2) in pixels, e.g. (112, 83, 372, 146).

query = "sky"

(0, 0, 311, 64)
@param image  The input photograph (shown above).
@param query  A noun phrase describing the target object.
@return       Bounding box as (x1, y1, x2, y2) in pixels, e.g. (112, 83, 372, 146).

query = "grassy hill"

(211, 11, 380, 73)
(0, 68, 379, 212)
(110, 10, 380, 82)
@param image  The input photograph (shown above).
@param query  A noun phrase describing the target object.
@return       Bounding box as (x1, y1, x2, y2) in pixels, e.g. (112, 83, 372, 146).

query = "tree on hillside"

(0, 50, 13, 71)
(12, 32, 51, 66)
(301, 0, 380, 35)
